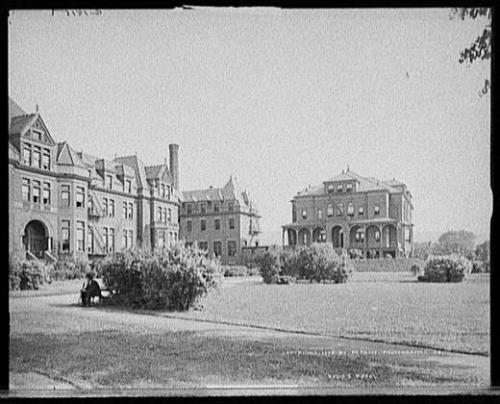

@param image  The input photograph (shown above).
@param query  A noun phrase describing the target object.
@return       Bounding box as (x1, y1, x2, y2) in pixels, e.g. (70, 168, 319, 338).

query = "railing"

(88, 223, 106, 254)
(44, 250, 57, 265)
(26, 250, 38, 261)
(88, 188, 103, 218)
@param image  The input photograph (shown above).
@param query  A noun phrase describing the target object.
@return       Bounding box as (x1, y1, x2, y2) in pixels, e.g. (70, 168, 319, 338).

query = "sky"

(8, 8, 491, 244)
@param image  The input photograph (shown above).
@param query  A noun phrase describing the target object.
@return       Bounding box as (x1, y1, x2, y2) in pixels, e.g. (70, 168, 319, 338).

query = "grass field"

(168, 272, 490, 355)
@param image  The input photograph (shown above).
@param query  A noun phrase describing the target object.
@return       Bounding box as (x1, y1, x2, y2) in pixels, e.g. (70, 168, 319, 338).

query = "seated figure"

(80, 272, 101, 306)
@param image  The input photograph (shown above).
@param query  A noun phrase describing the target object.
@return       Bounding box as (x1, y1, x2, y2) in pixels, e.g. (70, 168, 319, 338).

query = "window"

(375, 230, 381, 242)
(88, 230, 94, 253)
(166, 185, 171, 200)
(22, 178, 30, 201)
(42, 149, 50, 170)
(157, 230, 165, 249)
(292, 207, 297, 222)
(214, 203, 220, 213)
(123, 202, 128, 219)
(103, 198, 108, 216)
(123, 230, 128, 249)
(76, 186, 85, 208)
(187, 220, 192, 232)
(374, 205, 380, 216)
(336, 184, 343, 192)
(317, 209, 323, 220)
(201, 219, 206, 231)
(42, 182, 51, 204)
(228, 203, 234, 212)
(128, 230, 133, 248)
(199, 241, 208, 251)
(213, 241, 222, 257)
(23, 146, 32, 166)
(103, 227, 109, 251)
(61, 220, 70, 251)
(126, 180, 132, 193)
(167, 208, 171, 223)
(347, 202, 354, 217)
(327, 183, 334, 193)
(358, 206, 364, 216)
(157, 207, 162, 222)
(161, 184, 165, 198)
(327, 203, 334, 217)
(32, 130, 42, 141)
(346, 183, 353, 192)
(215, 218, 220, 230)
(61, 185, 70, 207)
(355, 228, 365, 242)
(106, 175, 112, 190)
(33, 147, 41, 168)
(207, 201, 212, 211)
(128, 202, 133, 219)
(187, 204, 193, 214)
(201, 204, 206, 214)
(109, 228, 115, 252)
(33, 181, 41, 203)
(229, 217, 235, 229)
(76, 221, 85, 252)
(228, 241, 237, 257)
(337, 203, 344, 216)
(301, 209, 307, 219)
(109, 199, 115, 217)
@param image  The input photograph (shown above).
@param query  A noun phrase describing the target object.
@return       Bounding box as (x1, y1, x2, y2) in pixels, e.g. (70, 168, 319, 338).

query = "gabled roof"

(296, 169, 404, 197)
(113, 155, 148, 189)
(10, 114, 37, 135)
(183, 176, 256, 208)
(9, 97, 26, 121)
(56, 141, 86, 167)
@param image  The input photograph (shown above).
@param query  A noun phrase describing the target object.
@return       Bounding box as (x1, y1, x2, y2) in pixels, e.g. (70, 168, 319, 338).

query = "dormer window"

(301, 209, 307, 219)
(126, 180, 132, 194)
(347, 202, 354, 216)
(33, 147, 41, 168)
(336, 184, 343, 192)
(106, 175, 112, 190)
(374, 205, 380, 216)
(201, 204, 206, 214)
(161, 184, 165, 198)
(166, 185, 171, 200)
(317, 208, 323, 220)
(327, 203, 334, 217)
(346, 183, 353, 192)
(358, 207, 364, 216)
(327, 184, 334, 193)
(214, 203, 220, 213)
(187, 204, 193, 215)
(32, 130, 43, 141)
(337, 203, 344, 216)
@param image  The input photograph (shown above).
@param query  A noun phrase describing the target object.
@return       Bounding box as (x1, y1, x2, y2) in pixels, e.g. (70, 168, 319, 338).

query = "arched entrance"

(287, 228, 297, 246)
(23, 220, 48, 258)
(298, 228, 311, 246)
(312, 227, 326, 243)
(331, 225, 344, 248)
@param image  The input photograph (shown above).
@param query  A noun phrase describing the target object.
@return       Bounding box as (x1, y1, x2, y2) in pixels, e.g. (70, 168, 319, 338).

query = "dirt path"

(9, 293, 490, 393)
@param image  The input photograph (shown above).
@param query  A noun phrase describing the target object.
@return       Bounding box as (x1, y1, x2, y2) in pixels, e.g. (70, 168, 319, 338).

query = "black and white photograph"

(6, 7, 492, 396)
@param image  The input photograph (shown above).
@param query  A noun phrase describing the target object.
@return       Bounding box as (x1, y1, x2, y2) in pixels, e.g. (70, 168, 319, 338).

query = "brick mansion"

(282, 169, 414, 258)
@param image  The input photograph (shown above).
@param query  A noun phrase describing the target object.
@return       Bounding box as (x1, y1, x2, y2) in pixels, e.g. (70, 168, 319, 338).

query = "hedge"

(9, 259, 50, 291)
(351, 258, 424, 272)
(50, 253, 90, 281)
(100, 244, 222, 311)
(418, 255, 472, 283)
(259, 244, 353, 284)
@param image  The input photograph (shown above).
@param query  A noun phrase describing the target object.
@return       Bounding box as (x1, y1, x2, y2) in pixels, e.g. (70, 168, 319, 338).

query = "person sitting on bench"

(80, 272, 101, 306)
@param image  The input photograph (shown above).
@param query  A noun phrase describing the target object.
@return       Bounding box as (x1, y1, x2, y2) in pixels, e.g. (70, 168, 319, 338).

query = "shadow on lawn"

(10, 328, 482, 389)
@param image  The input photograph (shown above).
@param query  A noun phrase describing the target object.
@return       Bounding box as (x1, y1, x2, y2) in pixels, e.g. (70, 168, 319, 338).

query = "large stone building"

(281, 168, 413, 258)
(179, 176, 261, 265)
(8, 98, 181, 262)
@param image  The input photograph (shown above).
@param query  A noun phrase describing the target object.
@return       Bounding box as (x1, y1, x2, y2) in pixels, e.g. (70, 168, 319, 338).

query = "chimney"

(169, 143, 179, 190)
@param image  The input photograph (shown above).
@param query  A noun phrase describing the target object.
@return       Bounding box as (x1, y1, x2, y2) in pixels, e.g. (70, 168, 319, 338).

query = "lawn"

(168, 272, 490, 355)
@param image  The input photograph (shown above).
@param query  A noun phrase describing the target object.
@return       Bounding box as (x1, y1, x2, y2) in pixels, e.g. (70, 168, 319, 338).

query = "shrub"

(222, 265, 259, 277)
(297, 243, 353, 283)
(258, 250, 281, 284)
(471, 260, 490, 273)
(9, 260, 49, 291)
(411, 263, 424, 276)
(279, 248, 300, 278)
(50, 254, 89, 281)
(418, 255, 472, 283)
(352, 258, 424, 272)
(100, 244, 222, 311)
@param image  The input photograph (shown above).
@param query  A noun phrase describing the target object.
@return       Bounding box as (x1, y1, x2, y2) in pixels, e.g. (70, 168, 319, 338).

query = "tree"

(413, 241, 433, 261)
(450, 8, 492, 95)
(475, 240, 490, 263)
(432, 230, 476, 259)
